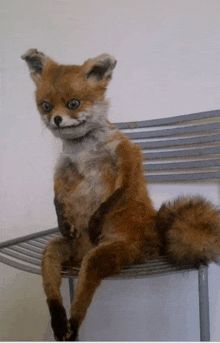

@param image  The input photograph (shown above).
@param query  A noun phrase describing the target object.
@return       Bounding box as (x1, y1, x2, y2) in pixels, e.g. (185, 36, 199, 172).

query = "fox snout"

(54, 116, 63, 127)
(43, 112, 85, 129)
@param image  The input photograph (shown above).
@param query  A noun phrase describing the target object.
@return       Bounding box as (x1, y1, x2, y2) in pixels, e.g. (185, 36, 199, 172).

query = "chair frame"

(1, 109, 220, 341)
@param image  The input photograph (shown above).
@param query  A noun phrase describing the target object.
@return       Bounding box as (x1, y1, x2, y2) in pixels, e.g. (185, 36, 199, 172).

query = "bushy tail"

(155, 197, 220, 267)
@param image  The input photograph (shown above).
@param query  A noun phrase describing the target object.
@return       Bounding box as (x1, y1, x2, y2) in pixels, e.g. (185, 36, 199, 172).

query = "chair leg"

(68, 278, 80, 341)
(68, 278, 74, 303)
(198, 265, 210, 341)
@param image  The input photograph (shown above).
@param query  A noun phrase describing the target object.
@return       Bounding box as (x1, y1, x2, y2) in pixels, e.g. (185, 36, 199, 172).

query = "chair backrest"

(116, 109, 220, 183)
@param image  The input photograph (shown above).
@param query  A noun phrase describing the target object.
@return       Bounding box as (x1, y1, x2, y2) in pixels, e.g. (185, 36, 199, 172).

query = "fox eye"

(41, 101, 53, 113)
(66, 99, 80, 110)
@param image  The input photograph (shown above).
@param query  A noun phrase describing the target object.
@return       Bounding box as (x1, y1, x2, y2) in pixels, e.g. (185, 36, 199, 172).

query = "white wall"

(1, 0, 220, 341)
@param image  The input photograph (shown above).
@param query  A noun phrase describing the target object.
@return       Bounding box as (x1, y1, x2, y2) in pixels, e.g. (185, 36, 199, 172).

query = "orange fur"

(22, 49, 160, 340)
(155, 197, 220, 267)
(22, 49, 220, 341)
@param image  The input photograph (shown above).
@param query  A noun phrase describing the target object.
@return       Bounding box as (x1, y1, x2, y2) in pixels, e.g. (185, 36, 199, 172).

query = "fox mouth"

(53, 120, 86, 130)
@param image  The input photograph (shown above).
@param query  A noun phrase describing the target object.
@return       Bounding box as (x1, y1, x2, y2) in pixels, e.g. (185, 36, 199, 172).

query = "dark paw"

(48, 299, 70, 341)
(65, 317, 79, 341)
(60, 222, 78, 239)
(53, 322, 70, 341)
(54, 198, 80, 239)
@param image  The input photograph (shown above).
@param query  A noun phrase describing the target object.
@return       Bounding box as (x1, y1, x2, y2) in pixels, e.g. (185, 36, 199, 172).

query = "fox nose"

(54, 116, 62, 127)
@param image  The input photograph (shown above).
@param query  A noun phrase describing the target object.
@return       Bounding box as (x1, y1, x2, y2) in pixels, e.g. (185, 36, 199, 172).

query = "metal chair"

(1, 109, 220, 341)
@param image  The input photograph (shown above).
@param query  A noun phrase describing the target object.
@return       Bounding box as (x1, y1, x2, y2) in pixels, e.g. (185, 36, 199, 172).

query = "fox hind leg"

(67, 239, 140, 340)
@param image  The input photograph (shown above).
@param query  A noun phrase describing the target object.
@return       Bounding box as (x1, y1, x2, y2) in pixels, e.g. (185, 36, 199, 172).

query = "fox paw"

(48, 300, 70, 341)
(60, 222, 80, 240)
(52, 315, 78, 341)
(65, 318, 79, 341)
(69, 225, 80, 239)
(54, 322, 78, 341)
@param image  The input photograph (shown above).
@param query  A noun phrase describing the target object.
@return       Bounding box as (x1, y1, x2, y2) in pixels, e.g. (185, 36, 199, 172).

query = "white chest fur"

(55, 130, 120, 231)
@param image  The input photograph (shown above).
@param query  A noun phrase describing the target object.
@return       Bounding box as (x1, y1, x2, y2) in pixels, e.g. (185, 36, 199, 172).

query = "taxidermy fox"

(22, 49, 220, 341)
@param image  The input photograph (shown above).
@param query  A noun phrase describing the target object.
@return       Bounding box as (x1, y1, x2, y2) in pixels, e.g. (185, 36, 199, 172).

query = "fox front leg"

(42, 237, 77, 341)
(54, 198, 78, 239)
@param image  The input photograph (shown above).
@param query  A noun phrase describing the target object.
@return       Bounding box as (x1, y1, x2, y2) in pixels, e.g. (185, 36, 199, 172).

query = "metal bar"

(68, 279, 79, 341)
(62, 267, 197, 280)
(34, 237, 52, 243)
(146, 171, 220, 183)
(125, 122, 220, 140)
(0, 227, 59, 248)
(1, 248, 41, 266)
(143, 147, 220, 160)
(26, 240, 46, 248)
(8, 245, 42, 259)
(68, 278, 74, 303)
(0, 254, 41, 275)
(144, 159, 220, 172)
(61, 259, 197, 280)
(138, 134, 220, 150)
(116, 109, 220, 129)
(18, 242, 44, 254)
(198, 265, 210, 341)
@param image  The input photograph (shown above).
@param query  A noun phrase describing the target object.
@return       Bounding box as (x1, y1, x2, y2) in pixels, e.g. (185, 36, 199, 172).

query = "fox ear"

(83, 54, 117, 83)
(21, 49, 49, 83)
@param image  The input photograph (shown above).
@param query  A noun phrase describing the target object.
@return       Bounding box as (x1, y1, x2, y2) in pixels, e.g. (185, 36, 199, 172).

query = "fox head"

(22, 49, 117, 140)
